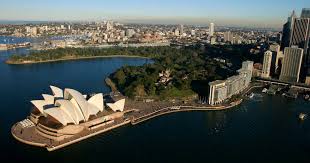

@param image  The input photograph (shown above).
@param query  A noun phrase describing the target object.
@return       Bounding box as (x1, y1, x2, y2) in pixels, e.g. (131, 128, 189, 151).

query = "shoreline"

(131, 99, 242, 125)
(5, 55, 151, 65)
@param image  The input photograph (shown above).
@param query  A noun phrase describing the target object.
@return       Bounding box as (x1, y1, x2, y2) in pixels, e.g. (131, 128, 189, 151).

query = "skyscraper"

(224, 31, 233, 43)
(290, 18, 310, 48)
(179, 24, 184, 35)
(261, 51, 273, 78)
(289, 17, 310, 80)
(174, 28, 180, 36)
(269, 43, 281, 75)
(209, 23, 214, 36)
(280, 10, 296, 50)
(279, 47, 304, 83)
(301, 8, 310, 18)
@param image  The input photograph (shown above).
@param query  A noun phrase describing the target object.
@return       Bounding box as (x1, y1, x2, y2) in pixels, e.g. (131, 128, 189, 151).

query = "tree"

(113, 70, 126, 87)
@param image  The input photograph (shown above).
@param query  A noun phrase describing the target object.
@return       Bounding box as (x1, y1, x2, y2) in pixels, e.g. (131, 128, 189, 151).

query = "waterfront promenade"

(11, 83, 262, 152)
(11, 97, 243, 151)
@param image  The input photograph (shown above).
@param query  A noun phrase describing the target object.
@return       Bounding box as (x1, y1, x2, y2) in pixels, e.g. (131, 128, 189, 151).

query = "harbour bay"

(1, 39, 310, 162)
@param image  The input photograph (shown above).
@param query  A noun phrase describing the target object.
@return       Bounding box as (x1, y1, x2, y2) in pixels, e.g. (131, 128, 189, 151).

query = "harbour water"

(1, 37, 310, 162)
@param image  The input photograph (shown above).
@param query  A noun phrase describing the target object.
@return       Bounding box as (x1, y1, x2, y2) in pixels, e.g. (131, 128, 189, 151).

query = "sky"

(0, 0, 309, 28)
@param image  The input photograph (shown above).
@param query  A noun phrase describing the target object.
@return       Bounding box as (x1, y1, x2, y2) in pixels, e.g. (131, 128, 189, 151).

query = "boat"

(299, 113, 307, 121)
(248, 93, 254, 99)
(262, 88, 268, 93)
(304, 94, 309, 100)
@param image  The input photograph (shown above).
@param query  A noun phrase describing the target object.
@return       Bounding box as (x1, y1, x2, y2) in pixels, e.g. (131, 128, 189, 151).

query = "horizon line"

(0, 19, 283, 29)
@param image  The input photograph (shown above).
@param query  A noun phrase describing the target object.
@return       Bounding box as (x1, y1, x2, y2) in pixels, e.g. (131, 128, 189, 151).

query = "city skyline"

(0, 0, 310, 28)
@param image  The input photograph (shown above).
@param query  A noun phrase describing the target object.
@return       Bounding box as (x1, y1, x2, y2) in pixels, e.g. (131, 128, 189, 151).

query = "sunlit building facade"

(208, 61, 253, 105)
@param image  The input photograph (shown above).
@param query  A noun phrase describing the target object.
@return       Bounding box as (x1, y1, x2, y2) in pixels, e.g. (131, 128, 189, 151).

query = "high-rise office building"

(209, 23, 214, 36)
(224, 31, 233, 43)
(269, 43, 281, 74)
(301, 8, 310, 18)
(174, 28, 180, 36)
(191, 29, 195, 36)
(280, 11, 296, 50)
(289, 17, 310, 79)
(290, 18, 310, 48)
(269, 43, 284, 74)
(179, 24, 184, 35)
(261, 51, 273, 78)
(279, 47, 304, 83)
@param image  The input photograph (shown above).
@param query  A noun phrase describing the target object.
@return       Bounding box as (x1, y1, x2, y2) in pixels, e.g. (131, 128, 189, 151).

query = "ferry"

(299, 113, 307, 121)
(248, 93, 254, 99)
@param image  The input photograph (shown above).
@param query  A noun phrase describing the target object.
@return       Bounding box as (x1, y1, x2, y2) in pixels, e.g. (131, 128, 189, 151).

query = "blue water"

(0, 36, 37, 44)
(1, 42, 310, 162)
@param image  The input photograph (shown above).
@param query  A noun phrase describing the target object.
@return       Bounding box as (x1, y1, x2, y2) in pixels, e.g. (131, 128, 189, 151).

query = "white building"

(208, 61, 253, 105)
(208, 80, 227, 105)
(261, 51, 273, 78)
(209, 23, 214, 36)
(174, 28, 180, 36)
(179, 24, 184, 35)
(30, 86, 125, 126)
(191, 29, 196, 36)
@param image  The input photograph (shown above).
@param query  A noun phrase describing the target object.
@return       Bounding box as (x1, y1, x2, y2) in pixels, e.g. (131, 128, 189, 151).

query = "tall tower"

(289, 16, 310, 81)
(279, 47, 304, 83)
(224, 31, 232, 43)
(261, 51, 273, 78)
(209, 23, 214, 36)
(301, 8, 310, 18)
(280, 10, 296, 50)
(179, 24, 184, 35)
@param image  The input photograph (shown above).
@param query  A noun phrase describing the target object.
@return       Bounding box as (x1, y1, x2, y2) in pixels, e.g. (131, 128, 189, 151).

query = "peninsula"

(11, 58, 256, 151)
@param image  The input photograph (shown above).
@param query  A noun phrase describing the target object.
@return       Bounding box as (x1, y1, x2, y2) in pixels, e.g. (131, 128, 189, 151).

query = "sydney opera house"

(12, 86, 128, 146)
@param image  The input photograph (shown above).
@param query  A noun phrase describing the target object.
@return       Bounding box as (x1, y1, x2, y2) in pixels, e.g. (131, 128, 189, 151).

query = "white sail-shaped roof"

(42, 94, 55, 104)
(44, 107, 75, 126)
(88, 104, 101, 116)
(107, 99, 125, 112)
(31, 100, 48, 115)
(55, 100, 84, 124)
(88, 93, 104, 112)
(50, 85, 63, 98)
(64, 88, 90, 121)
(30, 86, 105, 126)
